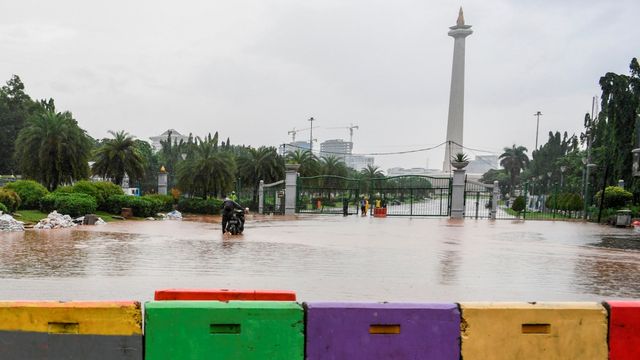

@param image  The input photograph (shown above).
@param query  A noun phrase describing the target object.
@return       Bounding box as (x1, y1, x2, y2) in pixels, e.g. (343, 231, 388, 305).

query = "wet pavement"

(1, 215, 639, 302)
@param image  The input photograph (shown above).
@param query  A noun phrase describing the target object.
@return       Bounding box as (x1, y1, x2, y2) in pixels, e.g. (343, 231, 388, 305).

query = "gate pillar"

(258, 180, 265, 214)
(491, 180, 499, 220)
(284, 164, 300, 215)
(450, 169, 465, 219)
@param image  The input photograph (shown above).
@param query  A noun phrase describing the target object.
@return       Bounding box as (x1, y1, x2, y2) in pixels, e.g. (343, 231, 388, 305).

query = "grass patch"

(12, 210, 48, 224)
(13, 210, 125, 224)
(502, 207, 578, 220)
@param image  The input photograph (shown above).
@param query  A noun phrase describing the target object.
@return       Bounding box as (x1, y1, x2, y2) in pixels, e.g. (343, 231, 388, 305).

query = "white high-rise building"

(442, 8, 473, 171)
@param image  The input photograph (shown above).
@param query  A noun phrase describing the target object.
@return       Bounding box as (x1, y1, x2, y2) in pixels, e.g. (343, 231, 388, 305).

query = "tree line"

(0, 75, 386, 208)
(482, 58, 640, 211)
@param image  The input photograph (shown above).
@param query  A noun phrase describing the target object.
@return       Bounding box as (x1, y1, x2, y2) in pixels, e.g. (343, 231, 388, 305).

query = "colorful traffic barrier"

(459, 302, 608, 359)
(145, 300, 304, 359)
(305, 302, 460, 359)
(0, 301, 142, 359)
(154, 288, 296, 301)
(607, 301, 640, 359)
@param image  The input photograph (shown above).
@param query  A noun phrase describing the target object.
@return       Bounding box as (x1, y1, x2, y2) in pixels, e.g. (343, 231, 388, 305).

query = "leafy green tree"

(588, 58, 640, 195)
(499, 145, 529, 195)
(91, 131, 145, 186)
(0, 76, 38, 174)
(15, 108, 92, 191)
(285, 150, 319, 177)
(237, 146, 285, 205)
(134, 139, 160, 193)
(176, 134, 236, 198)
(480, 168, 510, 196)
(158, 130, 191, 189)
(526, 131, 580, 193)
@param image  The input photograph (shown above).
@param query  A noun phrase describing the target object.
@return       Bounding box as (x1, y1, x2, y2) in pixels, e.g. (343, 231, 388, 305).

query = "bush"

(0, 188, 21, 212)
(91, 181, 124, 210)
(70, 181, 124, 211)
(178, 197, 224, 214)
(40, 192, 97, 217)
(105, 195, 161, 218)
(143, 194, 174, 212)
(70, 180, 99, 200)
(545, 193, 584, 212)
(594, 186, 633, 209)
(0, 202, 8, 214)
(511, 195, 525, 213)
(4, 180, 48, 209)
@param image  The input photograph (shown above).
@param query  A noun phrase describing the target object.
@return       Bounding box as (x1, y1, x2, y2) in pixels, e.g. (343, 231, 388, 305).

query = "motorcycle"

(225, 209, 245, 235)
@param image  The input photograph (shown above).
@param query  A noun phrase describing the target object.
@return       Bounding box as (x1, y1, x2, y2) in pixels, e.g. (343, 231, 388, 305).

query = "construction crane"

(326, 123, 359, 143)
(287, 127, 312, 142)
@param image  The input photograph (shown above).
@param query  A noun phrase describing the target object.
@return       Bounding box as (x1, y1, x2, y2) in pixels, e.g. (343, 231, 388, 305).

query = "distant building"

(386, 167, 442, 176)
(465, 155, 499, 175)
(280, 141, 311, 155)
(319, 139, 353, 159)
(345, 155, 374, 171)
(149, 129, 189, 152)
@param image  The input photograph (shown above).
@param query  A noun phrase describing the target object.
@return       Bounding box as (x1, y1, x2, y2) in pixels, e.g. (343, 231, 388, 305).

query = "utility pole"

(308, 117, 315, 152)
(534, 111, 542, 151)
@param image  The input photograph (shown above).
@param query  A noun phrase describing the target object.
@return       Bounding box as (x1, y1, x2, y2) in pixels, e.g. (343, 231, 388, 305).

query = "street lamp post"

(538, 174, 544, 210)
(308, 117, 315, 152)
(534, 111, 543, 151)
(560, 165, 567, 188)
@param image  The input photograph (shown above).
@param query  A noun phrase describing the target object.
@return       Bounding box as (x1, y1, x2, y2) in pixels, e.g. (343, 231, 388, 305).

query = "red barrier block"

(607, 301, 640, 360)
(154, 288, 296, 301)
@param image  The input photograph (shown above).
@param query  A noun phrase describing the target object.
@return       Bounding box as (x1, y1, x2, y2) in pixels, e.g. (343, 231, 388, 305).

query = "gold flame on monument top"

(456, 7, 465, 26)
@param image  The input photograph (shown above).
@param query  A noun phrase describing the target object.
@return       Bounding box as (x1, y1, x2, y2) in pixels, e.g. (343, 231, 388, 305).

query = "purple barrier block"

(305, 302, 460, 360)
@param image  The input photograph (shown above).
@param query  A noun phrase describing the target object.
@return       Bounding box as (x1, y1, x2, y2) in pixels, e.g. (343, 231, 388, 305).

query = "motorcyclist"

(222, 196, 244, 234)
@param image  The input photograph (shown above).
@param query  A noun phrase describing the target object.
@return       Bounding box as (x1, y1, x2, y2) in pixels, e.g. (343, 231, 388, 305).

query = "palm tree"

(360, 165, 384, 179)
(176, 135, 236, 198)
(499, 144, 529, 195)
(238, 146, 285, 205)
(92, 130, 145, 186)
(320, 156, 347, 176)
(15, 109, 92, 191)
(285, 149, 319, 177)
(320, 156, 349, 189)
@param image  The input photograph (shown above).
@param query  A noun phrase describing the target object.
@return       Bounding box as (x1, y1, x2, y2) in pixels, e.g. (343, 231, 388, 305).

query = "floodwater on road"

(1, 215, 639, 302)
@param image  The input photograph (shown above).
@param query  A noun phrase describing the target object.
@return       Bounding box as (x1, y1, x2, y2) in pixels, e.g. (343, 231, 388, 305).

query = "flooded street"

(1, 215, 639, 302)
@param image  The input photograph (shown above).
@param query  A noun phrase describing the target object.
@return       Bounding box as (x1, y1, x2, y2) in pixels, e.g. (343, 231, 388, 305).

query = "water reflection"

(1, 217, 640, 301)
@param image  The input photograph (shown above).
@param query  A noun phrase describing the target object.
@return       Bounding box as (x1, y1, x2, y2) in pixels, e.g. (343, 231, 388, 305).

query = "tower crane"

(287, 127, 312, 142)
(326, 123, 359, 143)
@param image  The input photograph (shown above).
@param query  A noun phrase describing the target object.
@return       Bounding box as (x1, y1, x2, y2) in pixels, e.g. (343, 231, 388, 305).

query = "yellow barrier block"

(0, 301, 142, 336)
(460, 302, 608, 360)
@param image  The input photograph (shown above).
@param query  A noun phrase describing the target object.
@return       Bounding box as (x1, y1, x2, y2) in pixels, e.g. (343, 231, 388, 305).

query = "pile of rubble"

(34, 211, 77, 230)
(165, 210, 183, 220)
(0, 212, 25, 232)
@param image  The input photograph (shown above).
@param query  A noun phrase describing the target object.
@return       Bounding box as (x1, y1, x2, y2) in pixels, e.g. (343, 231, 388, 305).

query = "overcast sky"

(1, 0, 638, 170)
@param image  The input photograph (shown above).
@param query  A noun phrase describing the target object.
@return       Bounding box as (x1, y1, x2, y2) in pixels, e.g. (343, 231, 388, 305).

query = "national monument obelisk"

(442, 7, 473, 171)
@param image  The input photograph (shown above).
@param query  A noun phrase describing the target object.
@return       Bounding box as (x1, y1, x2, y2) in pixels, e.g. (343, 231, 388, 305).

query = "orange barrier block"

(154, 288, 297, 301)
(373, 208, 387, 217)
(607, 301, 640, 360)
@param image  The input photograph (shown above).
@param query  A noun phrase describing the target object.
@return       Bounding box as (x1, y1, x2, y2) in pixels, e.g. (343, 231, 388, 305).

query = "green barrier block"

(145, 301, 304, 360)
